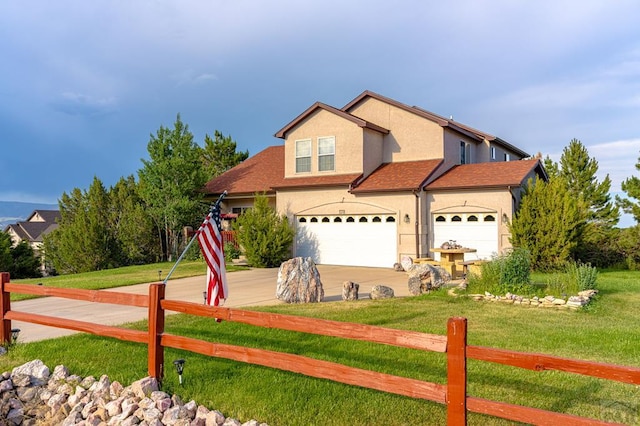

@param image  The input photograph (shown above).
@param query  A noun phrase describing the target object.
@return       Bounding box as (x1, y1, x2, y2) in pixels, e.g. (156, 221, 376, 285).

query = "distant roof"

(28, 209, 60, 223)
(274, 102, 389, 139)
(203, 145, 285, 196)
(350, 159, 443, 193)
(425, 159, 545, 190)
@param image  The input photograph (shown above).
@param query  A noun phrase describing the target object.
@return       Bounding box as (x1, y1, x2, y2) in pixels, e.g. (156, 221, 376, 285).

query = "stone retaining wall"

(0, 359, 268, 426)
(466, 289, 598, 310)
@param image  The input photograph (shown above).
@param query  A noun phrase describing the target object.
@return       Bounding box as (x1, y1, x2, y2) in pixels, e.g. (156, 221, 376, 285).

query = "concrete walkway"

(10, 265, 411, 343)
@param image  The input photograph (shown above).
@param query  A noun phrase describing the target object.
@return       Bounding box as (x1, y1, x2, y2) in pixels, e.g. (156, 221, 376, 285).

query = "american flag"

(197, 205, 228, 309)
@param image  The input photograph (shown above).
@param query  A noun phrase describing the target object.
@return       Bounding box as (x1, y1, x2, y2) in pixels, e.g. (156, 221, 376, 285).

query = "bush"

(467, 248, 532, 295)
(235, 193, 294, 268)
(544, 261, 598, 295)
(224, 242, 241, 262)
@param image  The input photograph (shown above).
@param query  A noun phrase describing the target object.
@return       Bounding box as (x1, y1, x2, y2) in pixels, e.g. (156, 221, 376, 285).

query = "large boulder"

(276, 257, 324, 303)
(407, 264, 451, 295)
(370, 285, 394, 299)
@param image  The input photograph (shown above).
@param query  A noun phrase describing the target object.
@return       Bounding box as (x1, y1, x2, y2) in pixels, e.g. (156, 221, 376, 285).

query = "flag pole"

(162, 191, 227, 284)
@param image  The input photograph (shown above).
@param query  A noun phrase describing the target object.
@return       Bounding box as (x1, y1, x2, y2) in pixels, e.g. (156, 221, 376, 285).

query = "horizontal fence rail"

(0, 272, 637, 425)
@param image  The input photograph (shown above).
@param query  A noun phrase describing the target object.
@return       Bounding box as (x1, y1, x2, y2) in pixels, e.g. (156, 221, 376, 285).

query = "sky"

(1, 1, 640, 226)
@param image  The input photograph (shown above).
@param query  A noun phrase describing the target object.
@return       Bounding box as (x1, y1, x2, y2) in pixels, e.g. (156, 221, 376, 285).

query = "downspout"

(413, 189, 420, 258)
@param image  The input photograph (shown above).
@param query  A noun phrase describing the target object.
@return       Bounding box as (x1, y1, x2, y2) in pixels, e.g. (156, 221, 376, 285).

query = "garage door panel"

(296, 218, 397, 268)
(433, 214, 498, 260)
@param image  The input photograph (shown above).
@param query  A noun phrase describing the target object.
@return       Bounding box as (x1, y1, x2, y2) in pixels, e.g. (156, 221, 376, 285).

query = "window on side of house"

(460, 141, 471, 164)
(504, 153, 511, 162)
(318, 136, 335, 172)
(490, 146, 496, 160)
(295, 139, 312, 173)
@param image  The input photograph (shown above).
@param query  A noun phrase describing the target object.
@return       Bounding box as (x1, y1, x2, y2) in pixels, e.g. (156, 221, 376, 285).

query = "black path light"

(11, 328, 20, 344)
(157, 270, 162, 282)
(174, 359, 186, 385)
(203, 290, 207, 304)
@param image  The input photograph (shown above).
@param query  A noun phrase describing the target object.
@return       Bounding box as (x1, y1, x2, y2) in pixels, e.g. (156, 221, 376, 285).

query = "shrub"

(224, 242, 241, 262)
(542, 261, 598, 296)
(467, 248, 532, 295)
(235, 193, 295, 268)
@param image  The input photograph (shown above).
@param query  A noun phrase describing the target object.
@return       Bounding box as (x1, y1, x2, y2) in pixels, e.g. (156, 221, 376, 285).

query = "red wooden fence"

(0, 272, 637, 425)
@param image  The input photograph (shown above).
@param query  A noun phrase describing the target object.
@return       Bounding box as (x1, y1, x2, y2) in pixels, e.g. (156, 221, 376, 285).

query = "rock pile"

(400, 256, 451, 295)
(467, 289, 598, 310)
(0, 359, 267, 425)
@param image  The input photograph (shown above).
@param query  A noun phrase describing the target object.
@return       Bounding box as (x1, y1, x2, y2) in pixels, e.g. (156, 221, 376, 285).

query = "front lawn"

(0, 269, 638, 425)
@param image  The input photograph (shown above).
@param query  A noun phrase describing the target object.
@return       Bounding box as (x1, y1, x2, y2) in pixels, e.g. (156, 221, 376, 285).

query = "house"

(203, 91, 546, 268)
(4, 209, 60, 273)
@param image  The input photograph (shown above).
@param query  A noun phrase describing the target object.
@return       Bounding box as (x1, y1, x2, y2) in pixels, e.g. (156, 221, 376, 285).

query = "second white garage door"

(295, 215, 397, 268)
(432, 212, 498, 260)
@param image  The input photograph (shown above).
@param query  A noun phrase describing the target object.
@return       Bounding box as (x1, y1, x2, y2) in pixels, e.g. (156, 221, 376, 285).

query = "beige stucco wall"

(348, 98, 444, 163)
(276, 187, 422, 261)
(362, 128, 384, 176)
(426, 188, 515, 255)
(283, 109, 364, 178)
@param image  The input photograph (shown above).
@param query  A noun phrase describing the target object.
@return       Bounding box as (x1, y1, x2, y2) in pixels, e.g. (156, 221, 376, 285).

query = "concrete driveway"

(10, 265, 411, 343)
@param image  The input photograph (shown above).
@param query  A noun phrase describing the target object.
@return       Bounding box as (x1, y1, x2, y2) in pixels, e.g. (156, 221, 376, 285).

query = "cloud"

(50, 92, 118, 117)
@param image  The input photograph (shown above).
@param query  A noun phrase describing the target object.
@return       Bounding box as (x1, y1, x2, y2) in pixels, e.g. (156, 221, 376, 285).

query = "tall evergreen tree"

(616, 153, 640, 224)
(510, 177, 582, 270)
(138, 114, 207, 261)
(109, 176, 160, 264)
(201, 130, 249, 179)
(0, 232, 13, 273)
(558, 139, 619, 227)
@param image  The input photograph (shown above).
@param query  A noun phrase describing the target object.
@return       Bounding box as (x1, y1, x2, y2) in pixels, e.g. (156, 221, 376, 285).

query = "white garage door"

(432, 213, 498, 260)
(295, 215, 397, 268)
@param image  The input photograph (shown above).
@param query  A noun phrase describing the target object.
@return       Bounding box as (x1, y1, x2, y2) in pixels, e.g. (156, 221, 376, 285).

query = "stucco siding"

(283, 109, 364, 178)
(348, 97, 444, 162)
(362, 128, 384, 177)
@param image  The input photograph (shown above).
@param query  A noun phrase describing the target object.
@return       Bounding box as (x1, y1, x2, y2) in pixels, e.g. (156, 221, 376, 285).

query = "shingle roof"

(344, 90, 530, 158)
(274, 102, 389, 139)
(350, 159, 443, 193)
(425, 159, 543, 190)
(273, 173, 362, 190)
(28, 210, 60, 223)
(203, 146, 285, 195)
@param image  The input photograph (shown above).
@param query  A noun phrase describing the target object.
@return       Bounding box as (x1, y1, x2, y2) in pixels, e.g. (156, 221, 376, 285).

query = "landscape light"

(157, 270, 162, 282)
(173, 359, 186, 385)
(203, 291, 207, 304)
(11, 328, 20, 344)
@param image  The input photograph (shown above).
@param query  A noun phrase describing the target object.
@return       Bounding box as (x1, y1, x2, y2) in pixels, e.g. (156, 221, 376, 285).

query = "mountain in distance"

(0, 200, 59, 229)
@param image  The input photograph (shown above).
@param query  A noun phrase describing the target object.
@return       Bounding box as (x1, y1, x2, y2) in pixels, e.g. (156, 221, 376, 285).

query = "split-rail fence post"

(0, 272, 11, 346)
(447, 316, 468, 425)
(148, 283, 165, 381)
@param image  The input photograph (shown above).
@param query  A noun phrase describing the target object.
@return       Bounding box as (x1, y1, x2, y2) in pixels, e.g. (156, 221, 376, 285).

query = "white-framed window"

(490, 146, 496, 160)
(318, 136, 335, 171)
(295, 139, 311, 173)
(504, 153, 511, 161)
(460, 141, 470, 164)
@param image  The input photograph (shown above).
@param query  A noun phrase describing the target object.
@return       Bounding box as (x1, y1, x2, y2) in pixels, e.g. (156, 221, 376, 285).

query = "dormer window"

(318, 136, 335, 171)
(295, 139, 311, 173)
(504, 153, 511, 162)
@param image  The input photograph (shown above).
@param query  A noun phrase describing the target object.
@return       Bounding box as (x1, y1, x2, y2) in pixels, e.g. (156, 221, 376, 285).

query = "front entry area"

(295, 214, 397, 268)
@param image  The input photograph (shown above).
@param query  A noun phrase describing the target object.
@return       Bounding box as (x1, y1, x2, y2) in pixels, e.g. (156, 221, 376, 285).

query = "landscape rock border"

(463, 289, 598, 310)
(0, 359, 268, 425)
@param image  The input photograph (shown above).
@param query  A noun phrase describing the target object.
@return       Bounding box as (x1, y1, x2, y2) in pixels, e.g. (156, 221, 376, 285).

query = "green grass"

(1, 269, 639, 425)
(9, 261, 247, 301)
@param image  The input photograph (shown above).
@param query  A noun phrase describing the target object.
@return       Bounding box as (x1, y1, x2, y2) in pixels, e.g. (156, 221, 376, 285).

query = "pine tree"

(201, 130, 249, 178)
(509, 177, 582, 270)
(617, 153, 640, 224)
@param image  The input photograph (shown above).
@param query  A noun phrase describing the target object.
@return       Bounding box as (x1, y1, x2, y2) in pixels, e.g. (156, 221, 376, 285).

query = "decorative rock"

(342, 281, 359, 301)
(401, 256, 413, 272)
(0, 361, 269, 425)
(406, 264, 451, 295)
(12, 359, 50, 387)
(370, 285, 394, 299)
(393, 262, 404, 272)
(276, 257, 324, 303)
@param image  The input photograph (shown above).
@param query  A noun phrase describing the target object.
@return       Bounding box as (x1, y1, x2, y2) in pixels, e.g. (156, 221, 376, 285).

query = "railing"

(0, 271, 637, 425)
(221, 231, 238, 249)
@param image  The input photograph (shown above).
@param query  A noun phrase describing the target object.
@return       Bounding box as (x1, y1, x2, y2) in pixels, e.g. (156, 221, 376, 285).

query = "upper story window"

(460, 141, 471, 164)
(490, 146, 496, 160)
(504, 153, 511, 162)
(295, 139, 311, 173)
(318, 136, 335, 172)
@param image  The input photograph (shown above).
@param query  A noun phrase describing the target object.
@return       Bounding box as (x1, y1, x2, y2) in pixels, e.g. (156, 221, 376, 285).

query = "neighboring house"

(204, 91, 546, 268)
(4, 210, 60, 273)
